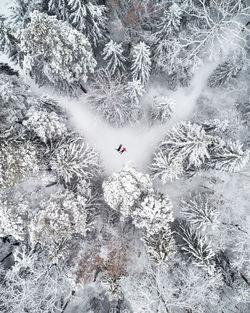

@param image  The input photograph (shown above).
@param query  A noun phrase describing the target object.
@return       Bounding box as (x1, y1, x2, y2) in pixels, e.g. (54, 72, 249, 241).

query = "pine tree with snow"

(150, 122, 211, 182)
(181, 193, 219, 231)
(20, 11, 97, 94)
(177, 222, 216, 274)
(125, 79, 145, 105)
(150, 150, 184, 183)
(48, 0, 70, 21)
(156, 3, 182, 38)
(103, 166, 154, 219)
(22, 108, 67, 143)
(0, 18, 21, 64)
(87, 70, 142, 127)
(131, 41, 151, 85)
(49, 134, 101, 186)
(208, 59, 243, 88)
(132, 191, 173, 236)
(0, 136, 40, 190)
(102, 40, 126, 76)
(144, 227, 175, 263)
(9, 0, 44, 30)
(149, 96, 175, 125)
(68, 0, 107, 46)
(207, 138, 249, 173)
(103, 166, 174, 241)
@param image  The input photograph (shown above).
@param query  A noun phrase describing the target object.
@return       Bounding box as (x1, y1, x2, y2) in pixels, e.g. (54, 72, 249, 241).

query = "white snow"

(0, 52, 217, 175)
(53, 62, 217, 175)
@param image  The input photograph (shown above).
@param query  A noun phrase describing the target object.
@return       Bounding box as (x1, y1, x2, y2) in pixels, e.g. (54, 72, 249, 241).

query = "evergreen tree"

(149, 96, 175, 125)
(208, 60, 243, 88)
(87, 70, 142, 127)
(131, 41, 151, 85)
(48, 0, 70, 21)
(156, 3, 182, 38)
(177, 222, 216, 274)
(207, 138, 249, 173)
(68, 0, 107, 46)
(20, 11, 96, 94)
(29, 189, 88, 246)
(102, 40, 126, 76)
(181, 193, 219, 231)
(9, 0, 44, 29)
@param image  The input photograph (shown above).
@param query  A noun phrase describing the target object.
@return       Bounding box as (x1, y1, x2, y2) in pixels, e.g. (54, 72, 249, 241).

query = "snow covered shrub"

(149, 95, 175, 125)
(87, 70, 142, 127)
(49, 134, 101, 186)
(29, 189, 88, 246)
(20, 11, 96, 94)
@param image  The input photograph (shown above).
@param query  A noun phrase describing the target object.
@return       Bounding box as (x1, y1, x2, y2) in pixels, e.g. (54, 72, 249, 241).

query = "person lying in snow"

(120, 147, 127, 154)
(116, 144, 122, 152)
(116, 144, 127, 154)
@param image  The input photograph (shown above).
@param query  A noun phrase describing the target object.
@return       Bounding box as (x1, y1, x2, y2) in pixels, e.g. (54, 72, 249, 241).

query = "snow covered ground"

(0, 50, 216, 175)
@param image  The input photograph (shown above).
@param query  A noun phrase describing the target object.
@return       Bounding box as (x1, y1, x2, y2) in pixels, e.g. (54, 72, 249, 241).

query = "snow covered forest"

(0, 0, 250, 312)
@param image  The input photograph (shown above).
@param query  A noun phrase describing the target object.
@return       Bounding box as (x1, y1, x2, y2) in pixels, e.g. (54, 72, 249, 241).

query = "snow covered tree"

(131, 41, 151, 85)
(68, 0, 108, 46)
(103, 166, 173, 239)
(87, 70, 142, 127)
(22, 108, 67, 143)
(132, 191, 173, 236)
(8, 0, 44, 30)
(20, 11, 96, 94)
(181, 193, 219, 231)
(103, 166, 153, 218)
(208, 59, 243, 88)
(177, 222, 216, 274)
(121, 260, 223, 313)
(150, 150, 184, 182)
(48, 0, 70, 21)
(143, 227, 175, 263)
(0, 246, 74, 313)
(0, 18, 21, 64)
(149, 96, 175, 125)
(156, 3, 182, 38)
(208, 138, 249, 173)
(0, 72, 39, 127)
(125, 79, 144, 105)
(150, 122, 211, 182)
(102, 40, 126, 76)
(49, 134, 101, 186)
(29, 189, 88, 247)
(0, 189, 30, 240)
(0, 138, 40, 190)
